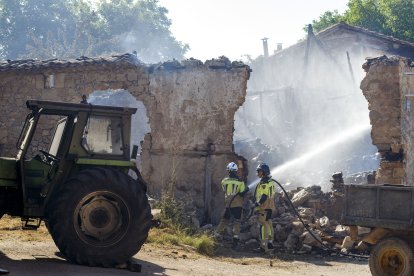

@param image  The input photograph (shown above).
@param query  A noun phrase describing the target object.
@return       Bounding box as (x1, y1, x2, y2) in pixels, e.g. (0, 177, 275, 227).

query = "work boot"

(267, 242, 274, 250)
(232, 237, 239, 250)
(253, 247, 265, 253)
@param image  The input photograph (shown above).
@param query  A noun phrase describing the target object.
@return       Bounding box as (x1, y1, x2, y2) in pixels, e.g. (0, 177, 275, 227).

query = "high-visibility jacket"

(254, 178, 276, 210)
(221, 177, 246, 208)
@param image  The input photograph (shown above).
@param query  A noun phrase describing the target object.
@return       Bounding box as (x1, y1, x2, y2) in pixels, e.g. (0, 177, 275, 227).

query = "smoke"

(247, 123, 372, 190)
(118, 31, 184, 63)
(118, 32, 157, 63)
(235, 42, 381, 190)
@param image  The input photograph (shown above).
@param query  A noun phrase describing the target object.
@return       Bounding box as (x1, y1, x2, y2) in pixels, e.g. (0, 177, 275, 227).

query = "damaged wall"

(0, 54, 250, 222)
(142, 59, 250, 222)
(360, 56, 414, 185)
(401, 61, 414, 186)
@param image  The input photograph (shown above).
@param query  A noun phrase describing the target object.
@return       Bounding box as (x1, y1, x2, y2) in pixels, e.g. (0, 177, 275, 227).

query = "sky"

(158, 0, 349, 61)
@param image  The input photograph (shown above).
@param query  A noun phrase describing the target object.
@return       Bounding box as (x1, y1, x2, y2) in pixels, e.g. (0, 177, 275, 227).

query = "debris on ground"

(214, 172, 372, 256)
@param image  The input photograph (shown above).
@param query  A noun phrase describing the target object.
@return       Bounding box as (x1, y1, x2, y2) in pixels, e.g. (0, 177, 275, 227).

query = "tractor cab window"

(82, 116, 123, 155)
(22, 114, 68, 194)
(49, 118, 67, 156)
(24, 114, 68, 160)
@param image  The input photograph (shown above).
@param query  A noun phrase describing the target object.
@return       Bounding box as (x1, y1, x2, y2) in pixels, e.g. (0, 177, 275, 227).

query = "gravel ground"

(0, 231, 371, 276)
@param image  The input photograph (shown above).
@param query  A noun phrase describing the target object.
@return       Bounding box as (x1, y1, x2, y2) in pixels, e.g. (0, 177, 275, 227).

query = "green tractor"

(0, 100, 152, 267)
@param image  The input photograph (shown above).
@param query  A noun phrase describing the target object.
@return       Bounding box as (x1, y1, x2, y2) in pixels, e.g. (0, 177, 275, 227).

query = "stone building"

(249, 23, 414, 92)
(361, 56, 414, 185)
(236, 23, 414, 187)
(0, 53, 251, 223)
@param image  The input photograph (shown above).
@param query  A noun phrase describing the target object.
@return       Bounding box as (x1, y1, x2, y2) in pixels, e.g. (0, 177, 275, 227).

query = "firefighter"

(254, 163, 276, 252)
(216, 162, 248, 249)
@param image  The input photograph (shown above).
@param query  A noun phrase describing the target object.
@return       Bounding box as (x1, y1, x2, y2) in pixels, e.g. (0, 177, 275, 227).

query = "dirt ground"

(0, 217, 371, 276)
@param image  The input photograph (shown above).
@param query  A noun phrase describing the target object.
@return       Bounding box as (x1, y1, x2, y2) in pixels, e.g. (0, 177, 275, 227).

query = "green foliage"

(148, 193, 216, 256)
(309, 10, 344, 33)
(193, 235, 216, 256)
(97, 0, 189, 62)
(378, 0, 414, 41)
(0, 0, 188, 62)
(343, 0, 388, 35)
(157, 192, 189, 229)
(147, 228, 216, 256)
(0, 0, 76, 59)
(310, 0, 414, 42)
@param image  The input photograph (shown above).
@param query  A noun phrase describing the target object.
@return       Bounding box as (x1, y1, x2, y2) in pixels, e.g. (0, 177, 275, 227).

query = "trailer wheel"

(369, 237, 414, 276)
(45, 167, 152, 267)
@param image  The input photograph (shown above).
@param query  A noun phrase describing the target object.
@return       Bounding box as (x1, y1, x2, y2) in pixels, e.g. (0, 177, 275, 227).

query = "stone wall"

(360, 56, 414, 185)
(0, 58, 149, 155)
(0, 54, 250, 222)
(400, 60, 414, 185)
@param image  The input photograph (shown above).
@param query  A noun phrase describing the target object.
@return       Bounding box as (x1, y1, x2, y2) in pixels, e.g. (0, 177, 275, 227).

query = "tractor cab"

(1, 100, 138, 218)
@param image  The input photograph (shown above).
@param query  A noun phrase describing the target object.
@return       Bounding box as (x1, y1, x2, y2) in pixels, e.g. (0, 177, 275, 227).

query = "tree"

(309, 0, 414, 42)
(378, 0, 414, 41)
(343, 0, 388, 35)
(0, 0, 77, 59)
(96, 0, 189, 62)
(309, 10, 344, 33)
(0, 0, 189, 62)
(23, 1, 103, 59)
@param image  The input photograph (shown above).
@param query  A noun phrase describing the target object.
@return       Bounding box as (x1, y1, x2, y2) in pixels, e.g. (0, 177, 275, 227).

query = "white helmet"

(226, 162, 238, 171)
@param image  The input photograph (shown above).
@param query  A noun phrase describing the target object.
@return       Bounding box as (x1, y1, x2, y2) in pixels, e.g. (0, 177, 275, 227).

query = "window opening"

(82, 115, 124, 155)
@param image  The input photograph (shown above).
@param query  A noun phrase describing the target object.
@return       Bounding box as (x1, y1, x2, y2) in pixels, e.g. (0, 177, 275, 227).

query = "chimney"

(277, 43, 283, 51)
(274, 43, 283, 54)
(261, 37, 269, 57)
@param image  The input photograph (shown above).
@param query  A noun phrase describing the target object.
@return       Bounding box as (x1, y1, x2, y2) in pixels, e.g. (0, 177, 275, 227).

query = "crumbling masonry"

(0, 54, 251, 222)
(361, 56, 414, 185)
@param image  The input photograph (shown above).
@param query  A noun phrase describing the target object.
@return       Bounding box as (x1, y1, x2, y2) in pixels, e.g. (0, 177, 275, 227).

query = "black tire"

(45, 167, 152, 267)
(369, 237, 414, 276)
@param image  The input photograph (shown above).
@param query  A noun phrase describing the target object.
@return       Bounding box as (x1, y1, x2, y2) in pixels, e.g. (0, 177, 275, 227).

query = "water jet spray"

(248, 123, 371, 190)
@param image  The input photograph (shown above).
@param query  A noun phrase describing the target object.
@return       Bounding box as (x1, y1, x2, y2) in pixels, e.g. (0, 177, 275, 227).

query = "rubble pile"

(152, 171, 373, 256)
(232, 173, 371, 255)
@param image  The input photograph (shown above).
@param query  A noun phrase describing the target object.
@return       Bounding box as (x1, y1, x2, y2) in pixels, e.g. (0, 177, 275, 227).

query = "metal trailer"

(342, 184, 414, 276)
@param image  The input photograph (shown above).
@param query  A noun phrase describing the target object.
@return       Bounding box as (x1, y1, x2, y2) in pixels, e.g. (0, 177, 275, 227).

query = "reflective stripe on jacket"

(254, 179, 276, 210)
(221, 177, 246, 208)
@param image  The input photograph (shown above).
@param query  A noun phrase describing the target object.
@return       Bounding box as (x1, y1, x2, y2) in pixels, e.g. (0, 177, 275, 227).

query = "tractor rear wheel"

(46, 167, 152, 267)
(369, 237, 414, 276)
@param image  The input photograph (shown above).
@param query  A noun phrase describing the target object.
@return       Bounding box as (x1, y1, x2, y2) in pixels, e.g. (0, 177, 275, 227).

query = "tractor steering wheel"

(39, 150, 60, 163)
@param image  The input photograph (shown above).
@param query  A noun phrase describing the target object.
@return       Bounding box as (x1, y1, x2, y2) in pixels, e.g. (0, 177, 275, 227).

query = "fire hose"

(248, 179, 369, 259)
